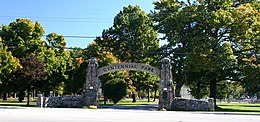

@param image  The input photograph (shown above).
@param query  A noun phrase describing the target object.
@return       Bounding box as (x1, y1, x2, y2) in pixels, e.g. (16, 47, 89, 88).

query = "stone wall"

(37, 95, 83, 108)
(171, 98, 215, 111)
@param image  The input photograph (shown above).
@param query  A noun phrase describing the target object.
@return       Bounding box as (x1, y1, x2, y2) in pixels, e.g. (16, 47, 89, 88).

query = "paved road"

(0, 106, 260, 122)
(99, 104, 158, 111)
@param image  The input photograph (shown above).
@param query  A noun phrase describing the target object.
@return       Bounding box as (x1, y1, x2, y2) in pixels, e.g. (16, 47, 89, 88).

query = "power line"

(0, 15, 113, 20)
(2, 41, 260, 55)
(0, 17, 112, 23)
(42, 35, 97, 39)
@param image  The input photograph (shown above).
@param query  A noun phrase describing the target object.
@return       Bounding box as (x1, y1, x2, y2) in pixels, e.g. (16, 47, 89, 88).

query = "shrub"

(103, 78, 128, 104)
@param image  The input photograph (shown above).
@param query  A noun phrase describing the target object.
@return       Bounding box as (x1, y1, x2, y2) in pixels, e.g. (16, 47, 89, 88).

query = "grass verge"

(0, 99, 36, 107)
(217, 103, 260, 113)
(100, 98, 158, 106)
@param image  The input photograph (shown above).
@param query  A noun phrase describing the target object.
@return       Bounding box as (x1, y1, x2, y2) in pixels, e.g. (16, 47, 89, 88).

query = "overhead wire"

(0, 17, 112, 23)
(42, 35, 96, 39)
(1, 41, 260, 55)
(0, 15, 113, 23)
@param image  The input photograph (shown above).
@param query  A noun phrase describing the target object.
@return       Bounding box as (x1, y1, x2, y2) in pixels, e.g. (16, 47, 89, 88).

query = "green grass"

(100, 98, 158, 106)
(217, 103, 260, 113)
(0, 99, 37, 107)
(3, 98, 259, 113)
(0, 98, 155, 107)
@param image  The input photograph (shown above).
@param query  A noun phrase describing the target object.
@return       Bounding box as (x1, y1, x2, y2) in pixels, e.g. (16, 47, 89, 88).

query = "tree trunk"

(147, 87, 150, 103)
(175, 79, 185, 97)
(32, 90, 35, 98)
(18, 91, 24, 102)
(27, 90, 30, 106)
(153, 88, 157, 102)
(3, 92, 7, 101)
(196, 80, 201, 99)
(210, 79, 217, 107)
(104, 96, 107, 105)
(132, 93, 136, 102)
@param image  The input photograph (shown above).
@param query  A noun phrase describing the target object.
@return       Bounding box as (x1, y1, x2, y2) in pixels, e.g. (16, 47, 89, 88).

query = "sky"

(0, 0, 158, 48)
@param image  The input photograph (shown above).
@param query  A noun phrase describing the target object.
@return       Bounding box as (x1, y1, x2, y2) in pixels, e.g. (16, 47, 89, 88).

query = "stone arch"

(82, 57, 174, 110)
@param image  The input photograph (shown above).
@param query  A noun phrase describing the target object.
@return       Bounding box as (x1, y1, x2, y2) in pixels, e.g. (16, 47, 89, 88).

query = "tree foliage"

(40, 32, 74, 95)
(103, 78, 128, 104)
(15, 54, 46, 105)
(101, 5, 159, 63)
(0, 44, 19, 84)
(153, 0, 259, 106)
(0, 18, 45, 57)
(0, 43, 19, 100)
(0, 1, 259, 106)
(97, 5, 160, 101)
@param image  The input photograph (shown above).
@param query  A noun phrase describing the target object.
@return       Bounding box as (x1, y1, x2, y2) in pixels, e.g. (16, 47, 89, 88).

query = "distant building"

(180, 85, 194, 99)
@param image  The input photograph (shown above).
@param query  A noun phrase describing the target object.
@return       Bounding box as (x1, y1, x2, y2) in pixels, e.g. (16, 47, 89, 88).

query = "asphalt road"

(0, 106, 260, 122)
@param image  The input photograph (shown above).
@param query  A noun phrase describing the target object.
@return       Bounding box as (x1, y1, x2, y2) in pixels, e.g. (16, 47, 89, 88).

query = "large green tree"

(41, 33, 74, 96)
(0, 18, 45, 57)
(97, 5, 160, 102)
(232, 1, 260, 97)
(0, 42, 19, 100)
(0, 18, 47, 100)
(153, 0, 258, 107)
(0, 19, 75, 97)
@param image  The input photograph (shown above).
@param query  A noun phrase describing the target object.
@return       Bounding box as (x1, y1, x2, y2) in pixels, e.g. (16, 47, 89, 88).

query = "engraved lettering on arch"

(97, 63, 160, 76)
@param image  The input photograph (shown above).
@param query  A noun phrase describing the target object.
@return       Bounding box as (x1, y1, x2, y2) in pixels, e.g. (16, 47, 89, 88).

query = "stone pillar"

(82, 57, 99, 106)
(159, 58, 174, 110)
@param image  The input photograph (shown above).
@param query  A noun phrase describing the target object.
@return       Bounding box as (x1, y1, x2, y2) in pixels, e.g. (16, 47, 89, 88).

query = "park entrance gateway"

(83, 57, 174, 110)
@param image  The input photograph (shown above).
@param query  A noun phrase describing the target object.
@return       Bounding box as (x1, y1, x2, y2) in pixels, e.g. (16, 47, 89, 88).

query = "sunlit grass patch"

(100, 98, 158, 106)
(217, 103, 260, 113)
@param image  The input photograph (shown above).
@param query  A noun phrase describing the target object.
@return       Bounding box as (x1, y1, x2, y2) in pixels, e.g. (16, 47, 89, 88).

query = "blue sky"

(1, 0, 157, 48)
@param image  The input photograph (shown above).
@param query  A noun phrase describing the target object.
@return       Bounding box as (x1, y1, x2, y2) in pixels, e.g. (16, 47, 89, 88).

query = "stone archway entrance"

(82, 57, 174, 110)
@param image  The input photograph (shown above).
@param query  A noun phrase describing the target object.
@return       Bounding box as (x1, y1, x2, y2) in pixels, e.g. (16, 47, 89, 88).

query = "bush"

(103, 78, 128, 104)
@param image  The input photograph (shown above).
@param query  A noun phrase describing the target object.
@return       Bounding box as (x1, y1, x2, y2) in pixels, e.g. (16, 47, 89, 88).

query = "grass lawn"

(0, 98, 36, 107)
(0, 98, 156, 107)
(100, 98, 158, 106)
(217, 103, 260, 113)
(2, 98, 259, 113)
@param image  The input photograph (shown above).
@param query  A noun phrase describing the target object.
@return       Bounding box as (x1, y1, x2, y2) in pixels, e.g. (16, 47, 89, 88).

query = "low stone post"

(37, 94, 43, 108)
(208, 98, 215, 111)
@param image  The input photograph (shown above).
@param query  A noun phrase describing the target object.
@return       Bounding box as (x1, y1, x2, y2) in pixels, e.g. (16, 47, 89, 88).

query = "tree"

(15, 54, 46, 105)
(64, 47, 86, 94)
(0, 18, 50, 99)
(98, 5, 160, 102)
(0, 18, 45, 58)
(103, 78, 128, 104)
(41, 33, 74, 96)
(0, 42, 19, 100)
(0, 19, 76, 99)
(239, 55, 260, 96)
(152, 0, 258, 107)
(46, 32, 66, 52)
(231, 1, 260, 97)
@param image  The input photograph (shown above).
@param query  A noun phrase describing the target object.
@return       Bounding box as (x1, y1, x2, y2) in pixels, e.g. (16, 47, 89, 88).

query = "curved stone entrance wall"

(83, 57, 174, 110)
